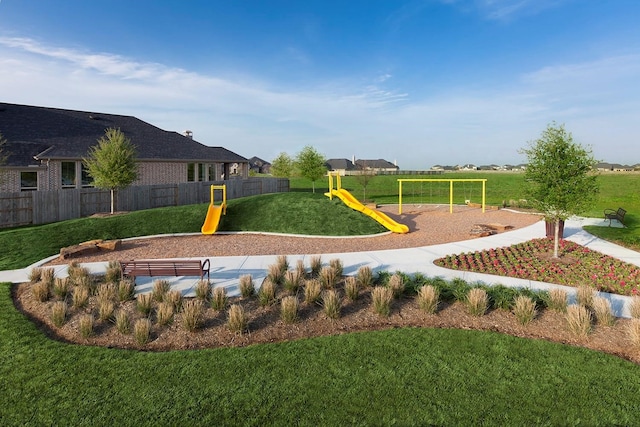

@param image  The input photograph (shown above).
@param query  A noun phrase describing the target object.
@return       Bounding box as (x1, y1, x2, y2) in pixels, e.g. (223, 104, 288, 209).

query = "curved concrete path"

(2, 216, 637, 317)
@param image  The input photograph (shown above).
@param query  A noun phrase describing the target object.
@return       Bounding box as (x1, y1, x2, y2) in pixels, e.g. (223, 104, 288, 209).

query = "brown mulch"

(13, 205, 640, 363)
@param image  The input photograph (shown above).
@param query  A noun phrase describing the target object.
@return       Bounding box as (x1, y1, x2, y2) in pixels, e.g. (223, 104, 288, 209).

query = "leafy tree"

(295, 145, 327, 193)
(83, 128, 138, 214)
(270, 152, 295, 178)
(520, 122, 599, 257)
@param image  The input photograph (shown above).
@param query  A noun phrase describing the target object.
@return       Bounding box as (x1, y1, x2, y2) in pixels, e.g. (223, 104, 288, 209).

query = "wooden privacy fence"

(0, 178, 289, 228)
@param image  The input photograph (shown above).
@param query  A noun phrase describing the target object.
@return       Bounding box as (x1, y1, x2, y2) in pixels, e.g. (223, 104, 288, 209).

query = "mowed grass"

(0, 192, 385, 270)
(1, 283, 640, 426)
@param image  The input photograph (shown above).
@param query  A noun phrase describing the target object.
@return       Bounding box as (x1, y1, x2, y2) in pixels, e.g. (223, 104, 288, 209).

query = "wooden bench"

(604, 207, 626, 226)
(120, 259, 210, 282)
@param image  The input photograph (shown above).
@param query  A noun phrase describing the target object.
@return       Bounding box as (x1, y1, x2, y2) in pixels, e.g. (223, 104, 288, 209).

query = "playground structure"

(397, 179, 487, 214)
(201, 185, 227, 234)
(325, 172, 409, 234)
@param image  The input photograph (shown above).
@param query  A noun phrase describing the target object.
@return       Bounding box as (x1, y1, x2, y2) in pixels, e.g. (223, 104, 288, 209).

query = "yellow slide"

(201, 204, 224, 234)
(328, 188, 409, 234)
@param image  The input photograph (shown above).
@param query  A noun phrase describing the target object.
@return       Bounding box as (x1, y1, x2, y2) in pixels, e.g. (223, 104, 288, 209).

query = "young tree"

(354, 160, 376, 202)
(520, 123, 599, 258)
(83, 128, 138, 214)
(270, 152, 295, 178)
(295, 145, 327, 193)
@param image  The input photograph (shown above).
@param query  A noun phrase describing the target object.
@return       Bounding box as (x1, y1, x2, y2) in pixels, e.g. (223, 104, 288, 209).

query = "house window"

(187, 163, 195, 182)
(61, 161, 76, 188)
(20, 171, 38, 191)
(198, 163, 206, 182)
(81, 164, 93, 187)
(208, 165, 217, 181)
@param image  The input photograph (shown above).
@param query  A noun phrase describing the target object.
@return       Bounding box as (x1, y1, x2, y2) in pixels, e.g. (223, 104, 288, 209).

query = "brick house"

(0, 103, 248, 192)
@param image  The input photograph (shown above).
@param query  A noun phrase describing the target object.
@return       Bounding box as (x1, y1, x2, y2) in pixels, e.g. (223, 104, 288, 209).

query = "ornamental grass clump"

(155, 302, 175, 326)
(167, 290, 183, 311)
(546, 288, 568, 312)
(356, 266, 374, 288)
(195, 279, 211, 301)
(296, 260, 306, 279)
(466, 288, 488, 317)
(28, 267, 42, 283)
(210, 286, 228, 311)
(280, 296, 299, 324)
(67, 261, 90, 285)
(72, 285, 90, 309)
(283, 270, 302, 295)
(133, 318, 152, 345)
(387, 273, 404, 298)
(104, 261, 122, 284)
(97, 299, 115, 322)
(344, 277, 359, 302)
(239, 275, 255, 298)
(96, 282, 117, 304)
(50, 301, 68, 328)
(627, 319, 640, 347)
(629, 296, 640, 319)
(152, 279, 171, 302)
(319, 266, 338, 289)
(258, 279, 277, 307)
(41, 267, 55, 287)
(181, 299, 204, 332)
(136, 293, 153, 316)
(566, 304, 592, 338)
(118, 279, 135, 302)
(267, 263, 284, 286)
(417, 285, 439, 314)
(114, 310, 130, 335)
(575, 285, 594, 308)
(32, 281, 50, 302)
(304, 279, 322, 305)
(322, 290, 341, 320)
(592, 296, 615, 327)
(227, 304, 248, 334)
(309, 255, 322, 278)
(52, 277, 71, 300)
(372, 286, 393, 317)
(513, 295, 537, 326)
(276, 255, 289, 274)
(329, 258, 344, 278)
(78, 314, 94, 338)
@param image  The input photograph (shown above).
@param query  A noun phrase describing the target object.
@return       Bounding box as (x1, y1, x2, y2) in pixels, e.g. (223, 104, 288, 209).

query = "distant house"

(325, 158, 357, 175)
(355, 159, 398, 172)
(248, 156, 271, 174)
(459, 164, 478, 171)
(0, 103, 248, 192)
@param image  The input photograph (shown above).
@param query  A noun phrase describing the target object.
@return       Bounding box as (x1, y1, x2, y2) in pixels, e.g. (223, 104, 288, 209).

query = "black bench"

(120, 259, 210, 282)
(604, 207, 626, 226)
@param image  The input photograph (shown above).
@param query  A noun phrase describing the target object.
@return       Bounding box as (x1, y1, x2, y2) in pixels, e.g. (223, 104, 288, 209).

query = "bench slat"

(120, 259, 210, 282)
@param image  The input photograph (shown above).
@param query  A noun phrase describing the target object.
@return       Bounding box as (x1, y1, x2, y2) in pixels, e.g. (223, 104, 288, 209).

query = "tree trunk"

(553, 219, 560, 258)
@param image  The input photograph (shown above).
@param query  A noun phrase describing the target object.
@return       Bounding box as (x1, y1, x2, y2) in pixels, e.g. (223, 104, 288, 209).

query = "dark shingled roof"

(0, 103, 247, 167)
(325, 158, 356, 170)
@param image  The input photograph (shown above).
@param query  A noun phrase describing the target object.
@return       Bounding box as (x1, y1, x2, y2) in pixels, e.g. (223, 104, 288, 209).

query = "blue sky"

(1, 0, 639, 169)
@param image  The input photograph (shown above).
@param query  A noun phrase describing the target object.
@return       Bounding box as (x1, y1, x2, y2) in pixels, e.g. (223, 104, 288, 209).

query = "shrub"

(592, 296, 615, 327)
(451, 278, 470, 302)
(267, 263, 284, 286)
(372, 286, 393, 317)
(304, 279, 322, 305)
(133, 318, 152, 345)
(566, 305, 592, 338)
(629, 296, 640, 319)
(309, 255, 322, 277)
(181, 299, 204, 332)
(239, 275, 255, 298)
(417, 285, 439, 314)
(319, 266, 338, 289)
(52, 277, 71, 300)
(280, 296, 299, 324)
(322, 290, 341, 320)
(72, 285, 90, 309)
(344, 277, 359, 301)
(487, 285, 517, 310)
(96, 282, 117, 304)
(167, 290, 183, 311)
(283, 270, 303, 295)
(387, 273, 404, 298)
(28, 267, 42, 283)
(466, 288, 488, 317)
(575, 285, 594, 308)
(195, 279, 211, 301)
(78, 314, 94, 338)
(227, 304, 248, 333)
(117, 279, 135, 302)
(513, 295, 537, 325)
(104, 261, 122, 284)
(627, 319, 640, 347)
(156, 302, 175, 326)
(114, 310, 130, 334)
(32, 281, 50, 302)
(546, 288, 568, 312)
(50, 301, 68, 327)
(97, 299, 115, 322)
(136, 293, 153, 316)
(152, 279, 171, 302)
(329, 258, 344, 278)
(356, 266, 374, 288)
(211, 286, 228, 311)
(258, 279, 277, 307)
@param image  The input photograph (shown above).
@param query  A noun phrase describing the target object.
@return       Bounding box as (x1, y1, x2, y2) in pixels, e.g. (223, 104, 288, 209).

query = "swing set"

(397, 178, 487, 214)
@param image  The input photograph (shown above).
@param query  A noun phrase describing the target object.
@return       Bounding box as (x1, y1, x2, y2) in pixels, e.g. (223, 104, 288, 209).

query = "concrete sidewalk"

(2, 216, 637, 317)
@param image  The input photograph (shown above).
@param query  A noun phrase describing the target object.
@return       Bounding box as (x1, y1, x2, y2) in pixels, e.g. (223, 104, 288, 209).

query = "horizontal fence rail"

(0, 178, 289, 229)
